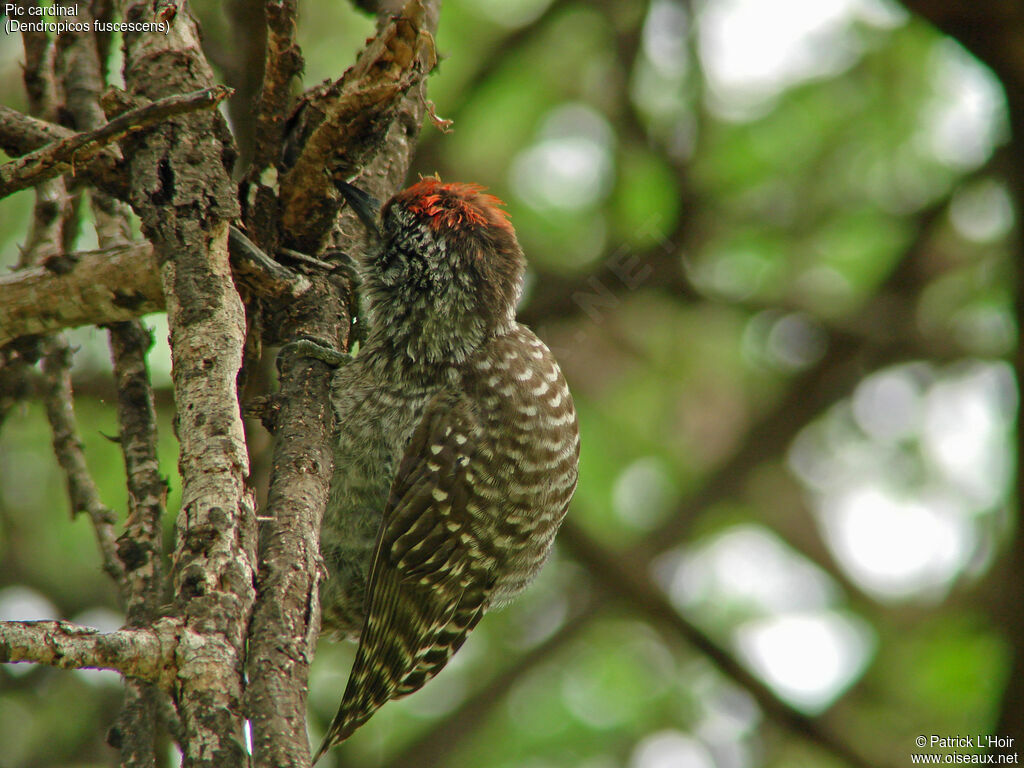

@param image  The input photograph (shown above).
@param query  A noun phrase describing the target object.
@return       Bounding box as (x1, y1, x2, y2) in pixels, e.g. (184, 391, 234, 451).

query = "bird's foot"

(276, 338, 350, 375)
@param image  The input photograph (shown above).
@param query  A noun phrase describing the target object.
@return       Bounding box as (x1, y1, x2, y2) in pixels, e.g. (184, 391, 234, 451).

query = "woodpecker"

(313, 178, 580, 759)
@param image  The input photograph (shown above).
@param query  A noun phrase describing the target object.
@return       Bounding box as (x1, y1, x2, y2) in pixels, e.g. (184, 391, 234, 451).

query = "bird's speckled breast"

(319, 358, 444, 637)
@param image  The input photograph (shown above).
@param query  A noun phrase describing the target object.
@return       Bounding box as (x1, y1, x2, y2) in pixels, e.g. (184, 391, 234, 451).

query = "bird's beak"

(336, 180, 382, 239)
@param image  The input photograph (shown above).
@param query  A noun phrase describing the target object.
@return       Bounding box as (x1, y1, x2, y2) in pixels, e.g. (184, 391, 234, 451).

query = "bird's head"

(339, 178, 526, 364)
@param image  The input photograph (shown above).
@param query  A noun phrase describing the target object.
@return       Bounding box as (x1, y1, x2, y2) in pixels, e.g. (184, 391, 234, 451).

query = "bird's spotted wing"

(316, 391, 491, 756)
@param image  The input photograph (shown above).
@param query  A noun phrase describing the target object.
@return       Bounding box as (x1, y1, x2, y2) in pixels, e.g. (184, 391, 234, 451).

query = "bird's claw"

(277, 339, 350, 375)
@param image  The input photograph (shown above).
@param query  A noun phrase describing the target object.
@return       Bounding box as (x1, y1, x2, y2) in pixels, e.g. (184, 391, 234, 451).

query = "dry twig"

(40, 339, 126, 583)
(0, 85, 232, 199)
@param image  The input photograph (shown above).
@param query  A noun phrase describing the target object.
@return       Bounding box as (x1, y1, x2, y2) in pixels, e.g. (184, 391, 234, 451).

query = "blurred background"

(0, 0, 1020, 766)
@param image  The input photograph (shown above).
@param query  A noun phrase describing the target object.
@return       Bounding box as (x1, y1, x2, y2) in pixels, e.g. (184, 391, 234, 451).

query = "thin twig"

(0, 106, 128, 200)
(0, 85, 232, 199)
(229, 226, 312, 299)
(0, 106, 70, 157)
(422, 0, 572, 136)
(40, 338, 127, 583)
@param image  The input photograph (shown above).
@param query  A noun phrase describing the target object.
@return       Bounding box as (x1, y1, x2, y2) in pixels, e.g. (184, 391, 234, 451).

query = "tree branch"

(212, 0, 268, 169)
(0, 232, 312, 349)
(62, 11, 173, 756)
(244, 2, 443, 764)
(278, 0, 439, 253)
(108, 320, 168, 624)
(14, 0, 57, 120)
(0, 105, 128, 200)
(415, 0, 573, 159)
(249, 0, 301, 174)
(0, 85, 232, 200)
(229, 225, 313, 299)
(0, 242, 162, 348)
(0, 619, 180, 689)
(116, 2, 253, 765)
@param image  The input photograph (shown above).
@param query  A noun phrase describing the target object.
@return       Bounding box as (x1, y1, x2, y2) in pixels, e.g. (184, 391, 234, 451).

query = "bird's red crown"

(394, 178, 513, 233)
